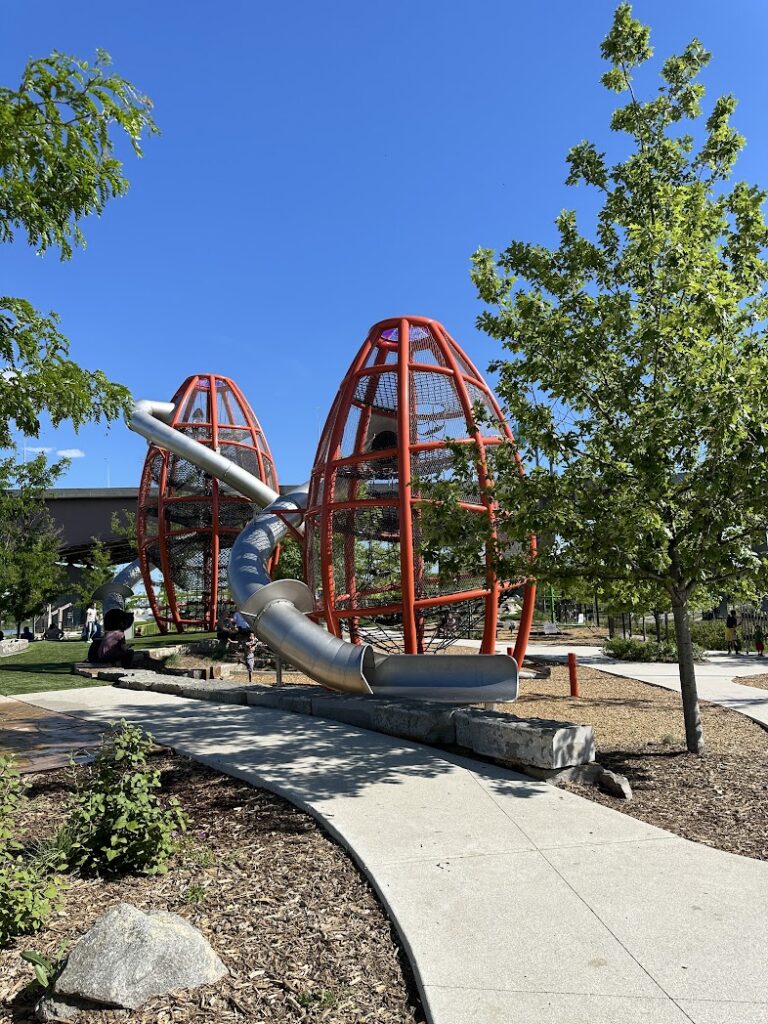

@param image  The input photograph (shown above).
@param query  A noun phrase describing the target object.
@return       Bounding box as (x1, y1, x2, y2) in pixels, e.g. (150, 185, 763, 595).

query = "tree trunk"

(670, 592, 704, 754)
(653, 609, 661, 643)
(608, 615, 615, 639)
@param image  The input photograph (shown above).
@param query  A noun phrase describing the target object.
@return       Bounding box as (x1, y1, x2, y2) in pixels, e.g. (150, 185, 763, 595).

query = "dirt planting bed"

(0, 756, 424, 1024)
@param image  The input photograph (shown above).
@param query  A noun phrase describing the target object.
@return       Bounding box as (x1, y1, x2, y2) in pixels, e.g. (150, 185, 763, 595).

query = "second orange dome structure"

(304, 316, 535, 662)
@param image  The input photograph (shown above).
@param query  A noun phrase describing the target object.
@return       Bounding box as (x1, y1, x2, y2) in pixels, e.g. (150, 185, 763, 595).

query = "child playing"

(754, 624, 765, 657)
(244, 632, 258, 683)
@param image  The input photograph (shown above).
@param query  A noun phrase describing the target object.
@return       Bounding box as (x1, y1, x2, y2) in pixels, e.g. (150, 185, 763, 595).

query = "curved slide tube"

(127, 398, 520, 702)
(94, 559, 144, 613)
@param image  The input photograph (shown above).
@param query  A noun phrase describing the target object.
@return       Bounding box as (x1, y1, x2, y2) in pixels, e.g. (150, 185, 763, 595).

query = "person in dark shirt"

(725, 609, 739, 655)
(87, 609, 135, 668)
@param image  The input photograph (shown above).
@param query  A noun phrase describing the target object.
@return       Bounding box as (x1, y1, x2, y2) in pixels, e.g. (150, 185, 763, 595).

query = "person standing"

(244, 632, 258, 683)
(725, 608, 739, 655)
(84, 602, 98, 641)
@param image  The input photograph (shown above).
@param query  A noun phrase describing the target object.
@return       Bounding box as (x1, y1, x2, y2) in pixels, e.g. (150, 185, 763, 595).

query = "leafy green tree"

(0, 455, 65, 634)
(433, 4, 768, 754)
(0, 50, 157, 448)
(271, 536, 305, 581)
(110, 509, 137, 558)
(74, 537, 114, 609)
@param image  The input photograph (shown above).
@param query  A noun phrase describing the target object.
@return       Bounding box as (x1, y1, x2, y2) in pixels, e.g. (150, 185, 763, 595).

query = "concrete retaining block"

(454, 709, 595, 769)
(246, 686, 314, 715)
(310, 695, 375, 730)
(371, 701, 457, 745)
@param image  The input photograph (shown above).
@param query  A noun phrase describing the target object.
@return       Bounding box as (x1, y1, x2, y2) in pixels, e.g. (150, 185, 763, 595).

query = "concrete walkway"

(0, 694, 104, 772)
(16, 685, 768, 1024)
(514, 643, 768, 730)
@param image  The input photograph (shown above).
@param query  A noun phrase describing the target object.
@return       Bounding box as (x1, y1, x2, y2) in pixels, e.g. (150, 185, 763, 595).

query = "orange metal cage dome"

(304, 316, 535, 659)
(137, 374, 278, 633)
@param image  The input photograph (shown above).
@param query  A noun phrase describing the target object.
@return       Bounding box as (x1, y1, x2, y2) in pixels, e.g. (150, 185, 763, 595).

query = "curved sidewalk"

(517, 643, 768, 730)
(17, 685, 768, 1024)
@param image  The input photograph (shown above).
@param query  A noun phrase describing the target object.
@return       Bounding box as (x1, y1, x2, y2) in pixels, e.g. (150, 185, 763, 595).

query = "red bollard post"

(507, 646, 513, 658)
(567, 652, 579, 697)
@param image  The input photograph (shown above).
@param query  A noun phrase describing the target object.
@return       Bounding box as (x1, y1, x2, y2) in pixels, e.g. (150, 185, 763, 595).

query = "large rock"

(40, 903, 226, 1015)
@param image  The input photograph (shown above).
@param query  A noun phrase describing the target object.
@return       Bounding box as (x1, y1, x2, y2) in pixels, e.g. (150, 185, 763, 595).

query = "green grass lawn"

(0, 632, 215, 697)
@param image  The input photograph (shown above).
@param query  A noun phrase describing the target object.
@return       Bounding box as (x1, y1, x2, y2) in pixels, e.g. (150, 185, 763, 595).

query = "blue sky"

(4, 0, 768, 488)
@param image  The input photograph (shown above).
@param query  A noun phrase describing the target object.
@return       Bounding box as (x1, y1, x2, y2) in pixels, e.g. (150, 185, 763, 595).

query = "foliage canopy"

(424, 4, 768, 752)
(0, 50, 157, 448)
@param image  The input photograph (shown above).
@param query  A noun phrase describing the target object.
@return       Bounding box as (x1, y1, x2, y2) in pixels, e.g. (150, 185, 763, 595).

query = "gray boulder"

(38, 903, 226, 1016)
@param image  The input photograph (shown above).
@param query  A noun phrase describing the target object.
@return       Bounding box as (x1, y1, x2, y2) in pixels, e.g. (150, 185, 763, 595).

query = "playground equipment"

(134, 375, 278, 632)
(120, 316, 535, 702)
(305, 316, 529, 656)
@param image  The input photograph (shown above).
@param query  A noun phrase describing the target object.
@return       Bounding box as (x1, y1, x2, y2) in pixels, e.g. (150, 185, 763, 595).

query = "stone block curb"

(108, 673, 596, 773)
(454, 708, 595, 769)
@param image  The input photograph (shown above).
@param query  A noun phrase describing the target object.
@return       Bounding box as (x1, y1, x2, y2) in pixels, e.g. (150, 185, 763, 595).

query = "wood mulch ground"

(507, 665, 768, 861)
(0, 756, 424, 1024)
(734, 670, 768, 691)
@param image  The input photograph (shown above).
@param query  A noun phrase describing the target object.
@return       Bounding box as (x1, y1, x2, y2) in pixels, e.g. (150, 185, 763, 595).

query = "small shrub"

(688, 618, 726, 651)
(603, 637, 705, 663)
(0, 756, 24, 852)
(0, 862, 64, 947)
(65, 721, 188, 877)
(0, 756, 65, 947)
(177, 836, 215, 868)
(183, 882, 207, 904)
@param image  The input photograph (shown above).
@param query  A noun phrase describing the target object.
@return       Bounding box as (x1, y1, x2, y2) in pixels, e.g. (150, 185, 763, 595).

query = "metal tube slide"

(130, 395, 518, 701)
(229, 491, 374, 695)
(131, 399, 279, 508)
(94, 559, 144, 612)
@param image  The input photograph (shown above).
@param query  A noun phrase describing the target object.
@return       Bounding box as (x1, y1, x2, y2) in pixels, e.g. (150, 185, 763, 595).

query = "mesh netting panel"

(217, 497, 253, 530)
(181, 386, 211, 424)
(353, 372, 398, 413)
(339, 597, 488, 654)
(410, 371, 468, 443)
(165, 457, 210, 497)
(410, 447, 483, 505)
(219, 443, 262, 478)
(339, 403, 365, 458)
(330, 508, 403, 610)
(333, 459, 398, 503)
(409, 325, 447, 368)
(166, 532, 210, 594)
(305, 522, 323, 603)
(362, 343, 398, 368)
(465, 381, 497, 423)
(216, 383, 248, 426)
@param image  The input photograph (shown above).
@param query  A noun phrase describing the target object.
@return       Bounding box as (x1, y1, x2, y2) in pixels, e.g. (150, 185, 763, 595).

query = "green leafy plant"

(0, 756, 65, 946)
(183, 882, 207, 904)
(603, 637, 705, 663)
(65, 721, 188, 876)
(0, 755, 23, 852)
(0, 863, 64, 947)
(21, 943, 68, 990)
(297, 989, 336, 1009)
(177, 836, 215, 868)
